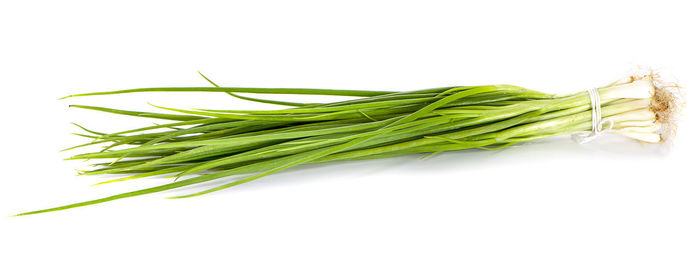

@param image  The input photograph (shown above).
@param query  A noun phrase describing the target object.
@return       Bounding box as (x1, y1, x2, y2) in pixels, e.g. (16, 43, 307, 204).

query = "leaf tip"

(166, 194, 196, 199)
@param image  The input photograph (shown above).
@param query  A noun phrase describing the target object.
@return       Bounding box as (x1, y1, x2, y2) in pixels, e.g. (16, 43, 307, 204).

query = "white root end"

(599, 69, 683, 143)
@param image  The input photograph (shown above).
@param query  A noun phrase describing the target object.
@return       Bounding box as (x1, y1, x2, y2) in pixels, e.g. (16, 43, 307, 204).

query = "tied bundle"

(16, 70, 682, 215)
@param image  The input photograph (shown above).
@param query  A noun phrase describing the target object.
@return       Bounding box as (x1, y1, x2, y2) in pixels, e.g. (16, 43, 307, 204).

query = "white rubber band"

(571, 88, 614, 144)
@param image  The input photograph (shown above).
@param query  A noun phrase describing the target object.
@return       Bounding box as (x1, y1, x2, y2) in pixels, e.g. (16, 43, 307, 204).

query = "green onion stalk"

(15, 70, 682, 216)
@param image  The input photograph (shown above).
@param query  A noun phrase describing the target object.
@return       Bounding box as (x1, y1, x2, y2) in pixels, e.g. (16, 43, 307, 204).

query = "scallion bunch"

(16, 71, 681, 216)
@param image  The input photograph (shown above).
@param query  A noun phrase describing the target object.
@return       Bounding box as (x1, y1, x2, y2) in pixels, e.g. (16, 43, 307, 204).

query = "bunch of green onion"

(16, 71, 681, 216)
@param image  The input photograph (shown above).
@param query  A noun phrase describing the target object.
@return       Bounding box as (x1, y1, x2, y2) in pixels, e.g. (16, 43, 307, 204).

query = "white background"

(1, 0, 698, 271)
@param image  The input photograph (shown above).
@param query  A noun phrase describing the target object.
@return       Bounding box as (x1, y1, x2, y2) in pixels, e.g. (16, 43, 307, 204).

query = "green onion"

(15, 71, 682, 216)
